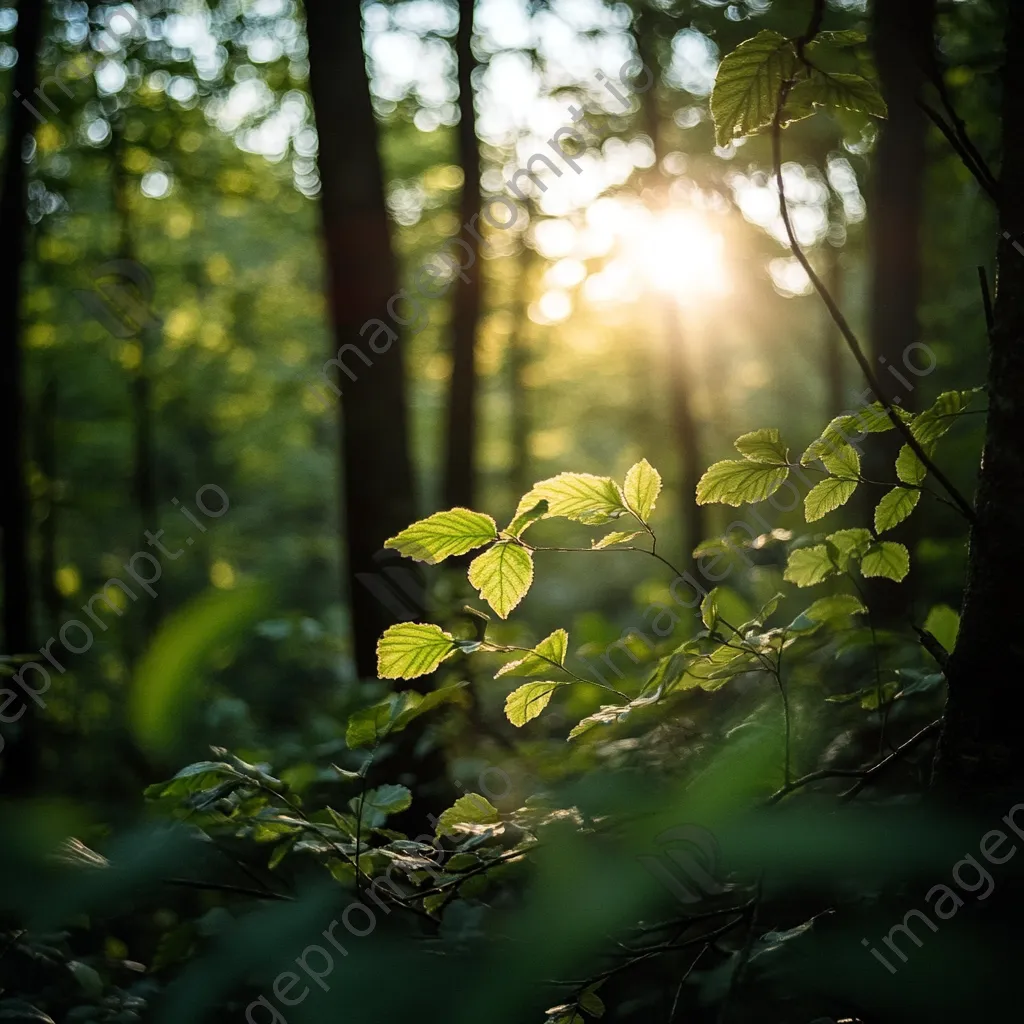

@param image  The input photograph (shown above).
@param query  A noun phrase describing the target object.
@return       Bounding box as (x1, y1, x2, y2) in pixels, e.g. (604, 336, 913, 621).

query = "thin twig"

(771, 83, 977, 525)
(163, 877, 292, 901)
(918, 99, 998, 202)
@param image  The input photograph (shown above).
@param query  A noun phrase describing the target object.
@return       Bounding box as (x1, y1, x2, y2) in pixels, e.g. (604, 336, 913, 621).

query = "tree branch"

(771, 84, 977, 525)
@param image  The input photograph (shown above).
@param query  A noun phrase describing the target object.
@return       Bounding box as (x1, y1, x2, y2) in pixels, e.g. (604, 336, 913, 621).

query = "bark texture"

(305, 0, 418, 677)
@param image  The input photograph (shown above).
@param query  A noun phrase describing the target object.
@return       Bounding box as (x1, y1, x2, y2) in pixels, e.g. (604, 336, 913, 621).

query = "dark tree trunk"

(508, 244, 532, 498)
(304, 0, 418, 677)
(663, 298, 706, 569)
(933, 1, 1024, 794)
(0, 0, 44, 795)
(863, 0, 935, 623)
(443, 0, 482, 510)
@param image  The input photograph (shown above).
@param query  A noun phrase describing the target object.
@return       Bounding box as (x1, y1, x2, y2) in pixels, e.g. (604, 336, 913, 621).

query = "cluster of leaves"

(710, 28, 886, 146)
(696, 392, 980, 588)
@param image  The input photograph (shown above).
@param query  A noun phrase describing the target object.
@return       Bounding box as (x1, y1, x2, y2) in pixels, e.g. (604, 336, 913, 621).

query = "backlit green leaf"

(733, 427, 788, 464)
(468, 542, 534, 619)
(874, 486, 921, 533)
(384, 508, 497, 564)
(787, 70, 886, 120)
(819, 437, 860, 478)
(516, 473, 627, 525)
(696, 460, 789, 506)
(592, 530, 642, 549)
(804, 477, 857, 522)
(789, 593, 866, 633)
(896, 444, 927, 485)
(376, 622, 457, 680)
(496, 628, 568, 678)
(710, 29, 799, 146)
(861, 541, 910, 582)
(504, 499, 548, 538)
(504, 681, 562, 726)
(623, 458, 662, 521)
(435, 793, 500, 837)
(825, 528, 873, 570)
(923, 604, 960, 653)
(701, 588, 720, 630)
(783, 545, 836, 587)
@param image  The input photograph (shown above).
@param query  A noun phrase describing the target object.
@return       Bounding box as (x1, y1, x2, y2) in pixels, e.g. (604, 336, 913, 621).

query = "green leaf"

(819, 438, 860, 478)
(390, 681, 470, 730)
(700, 587, 720, 630)
(436, 793, 500, 837)
(787, 70, 887, 120)
(789, 593, 866, 632)
(579, 984, 606, 1018)
(923, 604, 960, 653)
(516, 473, 627, 525)
(496, 628, 569, 678)
(468, 542, 534, 619)
(874, 486, 921, 533)
(804, 477, 858, 522)
(783, 545, 837, 587)
(504, 681, 562, 726)
(733, 427, 788, 464)
(623, 458, 662, 521)
(350, 784, 412, 828)
(896, 443, 928, 485)
(696, 460, 789, 506)
(825, 528, 873, 570)
(504, 499, 548, 538)
(384, 508, 497, 564)
(710, 29, 799, 146)
(911, 388, 981, 446)
(618, 456, 659, 520)
(809, 29, 868, 49)
(592, 530, 642, 549)
(376, 622, 458, 680)
(861, 541, 910, 582)
(130, 583, 270, 757)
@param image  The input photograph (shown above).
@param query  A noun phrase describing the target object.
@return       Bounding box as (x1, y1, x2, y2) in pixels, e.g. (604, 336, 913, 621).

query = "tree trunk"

(663, 298, 706, 570)
(933, 1, 1024, 794)
(304, 0, 419, 678)
(862, 0, 935, 624)
(507, 244, 532, 499)
(0, 0, 44, 795)
(443, 0, 482, 510)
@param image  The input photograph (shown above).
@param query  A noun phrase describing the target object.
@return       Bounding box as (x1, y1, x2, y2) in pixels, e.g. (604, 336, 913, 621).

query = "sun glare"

(625, 209, 730, 301)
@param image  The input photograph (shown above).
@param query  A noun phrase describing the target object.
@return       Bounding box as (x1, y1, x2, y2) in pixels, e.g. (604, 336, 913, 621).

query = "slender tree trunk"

(508, 245, 532, 498)
(663, 298, 705, 570)
(933, 2, 1024, 794)
(304, 0, 418, 677)
(862, 0, 935, 624)
(0, 0, 44, 795)
(443, 0, 482, 510)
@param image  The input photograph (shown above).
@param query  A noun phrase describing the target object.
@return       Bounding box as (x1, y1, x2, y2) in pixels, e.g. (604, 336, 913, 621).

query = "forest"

(0, 0, 1021, 1020)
